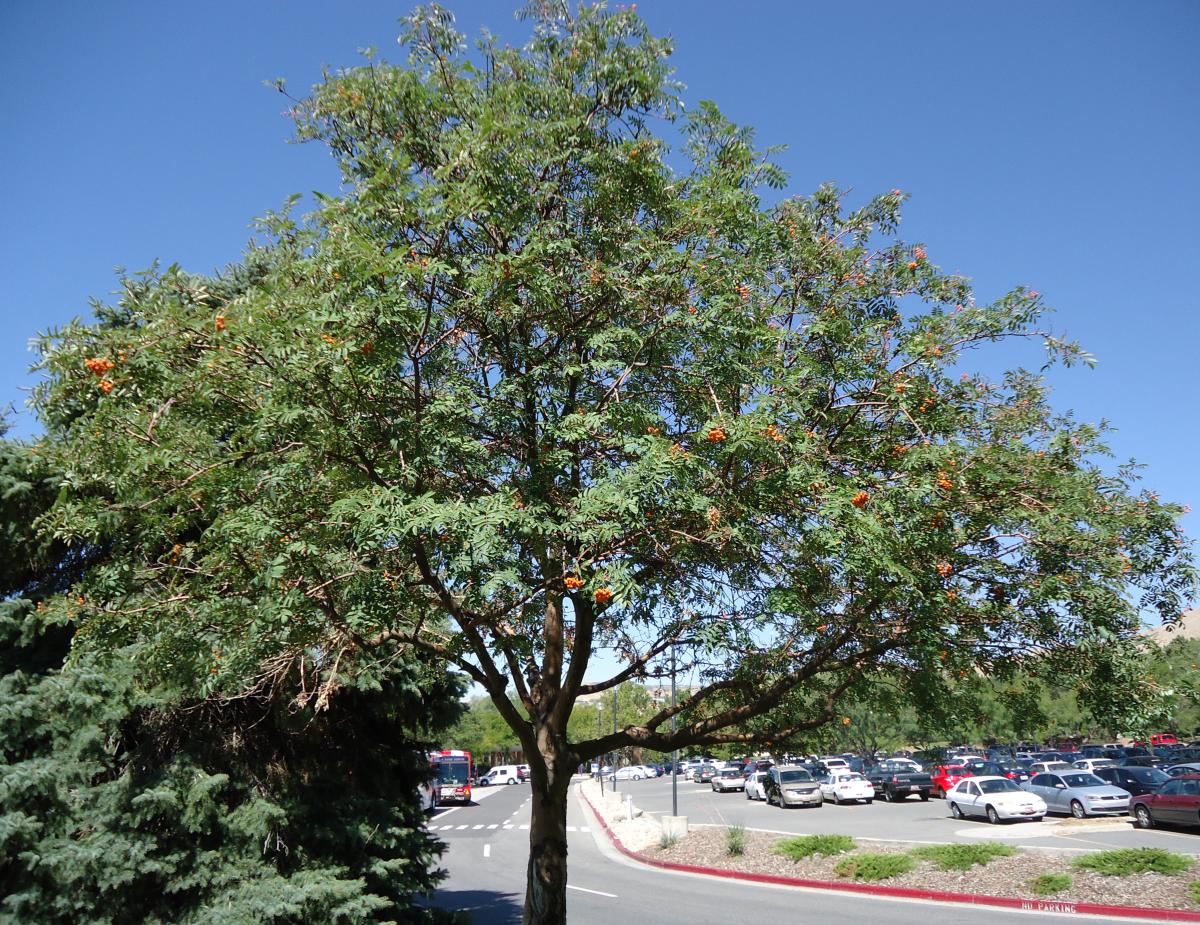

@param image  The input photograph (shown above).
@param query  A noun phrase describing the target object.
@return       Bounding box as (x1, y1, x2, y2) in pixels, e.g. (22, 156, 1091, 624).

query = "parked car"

(1023, 771, 1130, 818)
(517, 764, 530, 782)
(1071, 758, 1117, 772)
(418, 779, 438, 812)
(712, 767, 746, 793)
(1027, 761, 1074, 774)
(930, 765, 972, 798)
(1130, 774, 1200, 829)
(968, 761, 1030, 784)
(608, 766, 647, 781)
(1164, 763, 1200, 778)
(819, 772, 874, 804)
(866, 760, 932, 802)
(946, 776, 1047, 824)
(764, 766, 824, 808)
(1093, 765, 1171, 796)
(744, 770, 768, 801)
(697, 764, 719, 783)
(482, 765, 524, 786)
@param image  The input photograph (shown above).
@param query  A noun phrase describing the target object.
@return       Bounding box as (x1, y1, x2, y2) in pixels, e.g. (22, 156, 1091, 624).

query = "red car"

(1130, 773, 1200, 829)
(930, 764, 973, 799)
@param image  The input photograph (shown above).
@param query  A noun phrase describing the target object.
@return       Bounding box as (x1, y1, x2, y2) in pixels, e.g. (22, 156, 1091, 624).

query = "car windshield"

(779, 770, 813, 783)
(978, 779, 1022, 794)
(838, 774, 865, 782)
(1061, 773, 1105, 788)
(437, 761, 470, 784)
(942, 766, 967, 774)
(1131, 768, 1170, 784)
(720, 769, 739, 778)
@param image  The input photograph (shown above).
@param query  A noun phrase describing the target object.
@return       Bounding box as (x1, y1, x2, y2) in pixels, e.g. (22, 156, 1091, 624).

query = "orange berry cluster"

(564, 576, 584, 591)
(936, 561, 953, 578)
(764, 424, 783, 442)
(593, 587, 613, 604)
(851, 491, 871, 508)
(707, 427, 727, 443)
(937, 472, 954, 491)
(215, 314, 227, 332)
(85, 357, 115, 376)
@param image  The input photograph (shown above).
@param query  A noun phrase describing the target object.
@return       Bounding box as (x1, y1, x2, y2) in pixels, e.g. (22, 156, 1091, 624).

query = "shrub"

(834, 853, 917, 881)
(725, 824, 746, 857)
(774, 834, 856, 861)
(910, 842, 1017, 871)
(659, 831, 679, 850)
(1190, 880, 1200, 905)
(1031, 873, 1072, 896)
(1073, 848, 1193, 877)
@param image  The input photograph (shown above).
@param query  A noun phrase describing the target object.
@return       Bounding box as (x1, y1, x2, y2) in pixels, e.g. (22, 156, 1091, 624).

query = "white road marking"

(483, 844, 491, 858)
(472, 824, 484, 829)
(503, 824, 514, 829)
(431, 806, 460, 821)
(487, 824, 498, 829)
(456, 824, 469, 830)
(566, 885, 617, 898)
(520, 824, 530, 829)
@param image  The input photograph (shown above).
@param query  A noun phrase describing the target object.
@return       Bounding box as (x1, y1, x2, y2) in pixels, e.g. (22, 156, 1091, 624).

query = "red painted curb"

(579, 790, 1200, 922)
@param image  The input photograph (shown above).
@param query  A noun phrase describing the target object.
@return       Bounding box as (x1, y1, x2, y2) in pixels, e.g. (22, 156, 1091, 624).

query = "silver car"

(1022, 771, 1130, 817)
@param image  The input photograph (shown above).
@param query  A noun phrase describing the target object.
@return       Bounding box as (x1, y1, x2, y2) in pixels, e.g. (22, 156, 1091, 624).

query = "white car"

(744, 771, 768, 801)
(608, 766, 646, 781)
(711, 767, 746, 792)
(1072, 758, 1117, 772)
(1028, 761, 1073, 774)
(819, 772, 874, 804)
(820, 757, 850, 770)
(947, 776, 1047, 824)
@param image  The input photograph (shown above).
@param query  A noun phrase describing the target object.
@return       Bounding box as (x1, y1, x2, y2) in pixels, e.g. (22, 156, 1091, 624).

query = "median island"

(579, 782, 1200, 917)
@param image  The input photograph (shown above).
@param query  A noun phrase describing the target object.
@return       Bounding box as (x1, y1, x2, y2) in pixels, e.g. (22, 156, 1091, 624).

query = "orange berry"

(84, 357, 115, 376)
(98, 379, 114, 394)
(764, 424, 784, 442)
(322, 333, 338, 345)
(936, 561, 953, 578)
(851, 491, 870, 508)
(707, 427, 727, 443)
(646, 425, 662, 435)
(215, 314, 226, 332)
(564, 576, 584, 591)
(361, 342, 375, 355)
(593, 587, 613, 604)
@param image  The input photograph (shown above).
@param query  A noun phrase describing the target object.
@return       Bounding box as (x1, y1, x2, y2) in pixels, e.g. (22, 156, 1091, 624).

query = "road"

(426, 778, 1185, 924)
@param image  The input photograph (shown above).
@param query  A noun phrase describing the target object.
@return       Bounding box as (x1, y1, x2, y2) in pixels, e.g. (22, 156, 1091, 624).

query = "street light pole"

(671, 647, 678, 817)
(611, 686, 619, 792)
(597, 704, 604, 795)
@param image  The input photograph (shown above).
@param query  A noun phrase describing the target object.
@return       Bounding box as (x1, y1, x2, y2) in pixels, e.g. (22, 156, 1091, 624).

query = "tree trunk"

(523, 747, 572, 925)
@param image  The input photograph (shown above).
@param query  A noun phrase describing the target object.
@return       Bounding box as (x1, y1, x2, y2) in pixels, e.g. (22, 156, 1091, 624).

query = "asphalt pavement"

(426, 777, 1187, 924)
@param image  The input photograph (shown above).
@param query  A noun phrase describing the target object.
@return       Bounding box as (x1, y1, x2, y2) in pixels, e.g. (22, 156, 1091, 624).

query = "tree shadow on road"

(425, 889, 523, 924)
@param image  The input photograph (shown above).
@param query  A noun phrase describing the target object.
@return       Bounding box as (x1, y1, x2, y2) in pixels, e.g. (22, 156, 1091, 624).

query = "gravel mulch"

(641, 825, 1200, 912)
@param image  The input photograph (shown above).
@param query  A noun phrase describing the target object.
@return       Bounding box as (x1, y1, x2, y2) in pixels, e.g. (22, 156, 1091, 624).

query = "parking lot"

(613, 775, 1200, 854)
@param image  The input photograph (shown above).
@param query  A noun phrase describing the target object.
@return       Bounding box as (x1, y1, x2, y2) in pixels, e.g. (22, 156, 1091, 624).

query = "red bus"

(432, 749, 473, 804)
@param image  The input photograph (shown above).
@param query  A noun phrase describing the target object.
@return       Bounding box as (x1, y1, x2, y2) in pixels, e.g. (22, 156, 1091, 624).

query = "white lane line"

(483, 844, 491, 858)
(432, 806, 460, 821)
(472, 824, 484, 829)
(566, 885, 617, 898)
(519, 824, 530, 829)
(503, 824, 514, 829)
(487, 824, 499, 829)
(456, 824, 469, 830)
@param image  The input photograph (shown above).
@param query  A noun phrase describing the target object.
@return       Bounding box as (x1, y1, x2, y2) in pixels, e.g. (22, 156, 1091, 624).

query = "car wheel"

(1032, 816, 1044, 822)
(746, 789, 752, 800)
(506, 778, 517, 785)
(950, 802, 963, 819)
(881, 789, 892, 802)
(919, 792, 929, 802)
(864, 798, 873, 804)
(986, 805, 1000, 825)
(1070, 800, 1086, 819)
(1134, 805, 1154, 829)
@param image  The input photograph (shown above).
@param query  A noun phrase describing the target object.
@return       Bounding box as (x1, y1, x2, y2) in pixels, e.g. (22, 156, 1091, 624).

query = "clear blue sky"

(2, 1, 1196, 605)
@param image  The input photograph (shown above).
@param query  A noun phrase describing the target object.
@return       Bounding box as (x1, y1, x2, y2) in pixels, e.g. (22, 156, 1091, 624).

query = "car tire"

(1032, 816, 1044, 823)
(950, 802, 963, 820)
(986, 805, 1000, 825)
(864, 798, 873, 804)
(881, 789, 892, 802)
(506, 778, 517, 785)
(1070, 800, 1086, 819)
(1134, 805, 1154, 829)
(919, 792, 929, 802)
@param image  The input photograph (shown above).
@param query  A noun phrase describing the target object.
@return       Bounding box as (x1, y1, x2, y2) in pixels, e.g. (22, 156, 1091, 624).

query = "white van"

(482, 765, 524, 786)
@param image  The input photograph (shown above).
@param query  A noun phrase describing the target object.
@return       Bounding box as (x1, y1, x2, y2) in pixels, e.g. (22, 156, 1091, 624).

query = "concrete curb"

(577, 788, 1200, 922)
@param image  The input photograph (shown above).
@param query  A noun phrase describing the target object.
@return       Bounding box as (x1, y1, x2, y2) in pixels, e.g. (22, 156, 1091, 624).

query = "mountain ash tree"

(27, 4, 1194, 923)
